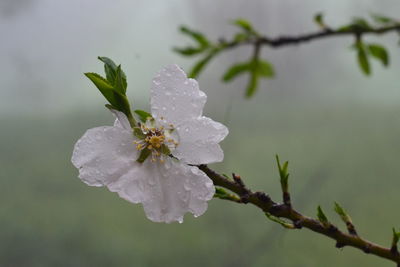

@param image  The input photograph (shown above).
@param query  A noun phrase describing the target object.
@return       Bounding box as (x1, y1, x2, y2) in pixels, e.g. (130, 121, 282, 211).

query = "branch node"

(328, 225, 339, 234)
(283, 192, 292, 207)
(294, 219, 303, 229)
(334, 202, 358, 236)
(363, 244, 372, 254)
(232, 173, 245, 188)
(336, 241, 346, 249)
(254, 191, 271, 203)
(240, 193, 250, 204)
(347, 222, 358, 236)
(391, 245, 399, 256)
(269, 204, 284, 214)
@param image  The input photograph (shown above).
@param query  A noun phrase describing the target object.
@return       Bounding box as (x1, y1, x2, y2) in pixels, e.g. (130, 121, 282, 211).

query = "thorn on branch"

(232, 173, 245, 188)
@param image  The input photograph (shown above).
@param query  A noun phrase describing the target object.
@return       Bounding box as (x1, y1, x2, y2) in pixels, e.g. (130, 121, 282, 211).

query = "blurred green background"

(1, 0, 400, 266)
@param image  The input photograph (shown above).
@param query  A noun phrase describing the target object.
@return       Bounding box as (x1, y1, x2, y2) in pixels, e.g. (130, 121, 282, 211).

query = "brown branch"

(223, 25, 400, 49)
(198, 164, 400, 266)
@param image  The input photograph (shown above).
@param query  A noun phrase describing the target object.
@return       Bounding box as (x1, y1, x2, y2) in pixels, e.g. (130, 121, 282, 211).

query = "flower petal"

(150, 64, 207, 126)
(71, 126, 138, 186)
(173, 117, 229, 165)
(108, 159, 215, 223)
(111, 109, 131, 130)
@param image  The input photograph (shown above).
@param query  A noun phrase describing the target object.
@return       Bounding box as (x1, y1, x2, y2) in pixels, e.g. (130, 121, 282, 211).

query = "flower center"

(133, 117, 178, 163)
(147, 134, 164, 149)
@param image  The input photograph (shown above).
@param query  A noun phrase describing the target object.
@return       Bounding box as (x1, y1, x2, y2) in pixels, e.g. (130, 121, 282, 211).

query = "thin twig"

(222, 25, 400, 49)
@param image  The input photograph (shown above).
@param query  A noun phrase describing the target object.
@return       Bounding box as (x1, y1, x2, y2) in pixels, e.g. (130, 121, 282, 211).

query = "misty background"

(1, 0, 400, 266)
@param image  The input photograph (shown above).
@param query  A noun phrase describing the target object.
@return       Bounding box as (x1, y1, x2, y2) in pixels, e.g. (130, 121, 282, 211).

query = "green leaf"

(314, 12, 325, 27)
(179, 26, 209, 48)
(317, 205, 328, 223)
(245, 68, 259, 98)
(392, 228, 400, 246)
(114, 65, 127, 94)
(338, 18, 372, 32)
(114, 93, 132, 119)
(98, 57, 127, 90)
(133, 127, 146, 139)
(265, 212, 295, 229)
(232, 18, 253, 32)
(173, 46, 206, 56)
(98, 57, 118, 84)
(189, 48, 220, 78)
(137, 148, 151, 163)
(214, 187, 229, 199)
(337, 25, 353, 32)
(355, 42, 371, 76)
(214, 187, 240, 202)
(258, 60, 275, 77)
(134, 110, 152, 123)
(371, 13, 396, 25)
(223, 59, 274, 84)
(276, 155, 289, 190)
(334, 202, 352, 224)
(84, 73, 117, 106)
(367, 44, 389, 67)
(234, 33, 249, 42)
(222, 62, 252, 82)
(160, 144, 171, 155)
(352, 17, 372, 30)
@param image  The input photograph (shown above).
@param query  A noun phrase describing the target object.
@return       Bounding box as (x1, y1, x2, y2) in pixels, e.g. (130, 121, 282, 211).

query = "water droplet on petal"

(148, 176, 156, 186)
(184, 179, 191, 191)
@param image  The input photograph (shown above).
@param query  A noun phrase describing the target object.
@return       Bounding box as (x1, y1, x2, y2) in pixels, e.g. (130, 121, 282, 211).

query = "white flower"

(72, 64, 229, 223)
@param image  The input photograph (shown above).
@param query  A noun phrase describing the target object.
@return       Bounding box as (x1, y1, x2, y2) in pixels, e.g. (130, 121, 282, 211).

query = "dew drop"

(148, 177, 156, 186)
